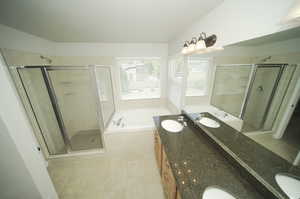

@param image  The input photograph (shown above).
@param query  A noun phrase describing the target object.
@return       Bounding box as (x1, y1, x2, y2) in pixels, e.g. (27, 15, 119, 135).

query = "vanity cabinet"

(154, 131, 162, 175)
(162, 148, 177, 199)
(176, 191, 182, 199)
(154, 131, 181, 199)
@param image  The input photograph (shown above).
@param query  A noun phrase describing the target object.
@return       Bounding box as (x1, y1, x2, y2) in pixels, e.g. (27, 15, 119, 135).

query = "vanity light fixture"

(181, 32, 223, 55)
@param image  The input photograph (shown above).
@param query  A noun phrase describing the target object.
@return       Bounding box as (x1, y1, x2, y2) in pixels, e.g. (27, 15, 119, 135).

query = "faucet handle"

(178, 115, 185, 121)
(195, 113, 204, 120)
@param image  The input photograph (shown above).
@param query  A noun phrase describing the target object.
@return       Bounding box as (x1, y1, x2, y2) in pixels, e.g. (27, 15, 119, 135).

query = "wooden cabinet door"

(176, 190, 182, 199)
(162, 147, 177, 199)
(154, 131, 162, 175)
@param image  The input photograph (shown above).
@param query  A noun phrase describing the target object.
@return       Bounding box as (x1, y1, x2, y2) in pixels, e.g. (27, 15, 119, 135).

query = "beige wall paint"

(0, 24, 53, 54)
(1, 48, 50, 66)
(51, 56, 114, 66)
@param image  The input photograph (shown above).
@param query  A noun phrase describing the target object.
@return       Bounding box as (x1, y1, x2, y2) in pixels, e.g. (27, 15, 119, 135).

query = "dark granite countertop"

(153, 115, 264, 199)
(186, 112, 300, 199)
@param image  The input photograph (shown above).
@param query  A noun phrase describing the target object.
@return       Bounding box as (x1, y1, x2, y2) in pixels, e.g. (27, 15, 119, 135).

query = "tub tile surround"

(185, 112, 300, 199)
(153, 115, 264, 199)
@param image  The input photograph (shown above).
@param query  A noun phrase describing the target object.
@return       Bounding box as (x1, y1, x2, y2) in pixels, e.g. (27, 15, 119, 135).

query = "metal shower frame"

(9, 65, 115, 158)
(211, 63, 287, 131)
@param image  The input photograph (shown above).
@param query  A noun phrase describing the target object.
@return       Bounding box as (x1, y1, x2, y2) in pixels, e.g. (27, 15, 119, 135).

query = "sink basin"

(161, 120, 183, 133)
(275, 173, 300, 199)
(198, 117, 220, 128)
(203, 186, 236, 199)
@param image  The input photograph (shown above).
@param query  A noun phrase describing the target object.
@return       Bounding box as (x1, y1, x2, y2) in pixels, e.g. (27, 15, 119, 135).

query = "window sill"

(186, 95, 207, 97)
(120, 96, 161, 101)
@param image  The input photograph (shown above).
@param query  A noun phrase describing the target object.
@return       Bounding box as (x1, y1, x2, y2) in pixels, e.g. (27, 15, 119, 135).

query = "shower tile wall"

(49, 70, 99, 139)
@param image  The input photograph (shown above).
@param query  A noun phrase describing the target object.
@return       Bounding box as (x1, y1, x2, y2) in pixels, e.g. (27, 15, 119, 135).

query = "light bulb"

(187, 43, 195, 53)
(187, 37, 197, 53)
(181, 47, 188, 54)
(196, 33, 207, 50)
(181, 41, 189, 54)
(196, 39, 206, 50)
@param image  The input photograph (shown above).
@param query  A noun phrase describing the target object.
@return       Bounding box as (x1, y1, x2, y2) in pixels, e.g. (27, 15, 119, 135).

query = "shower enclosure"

(211, 63, 296, 132)
(10, 65, 115, 157)
(241, 64, 296, 132)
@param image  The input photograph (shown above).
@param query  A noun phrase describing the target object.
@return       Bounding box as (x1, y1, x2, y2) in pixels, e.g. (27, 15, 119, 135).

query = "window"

(172, 56, 185, 79)
(186, 57, 210, 96)
(118, 58, 161, 100)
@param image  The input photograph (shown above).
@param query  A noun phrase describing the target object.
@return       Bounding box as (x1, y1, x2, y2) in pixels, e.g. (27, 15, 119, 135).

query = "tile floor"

(48, 131, 165, 199)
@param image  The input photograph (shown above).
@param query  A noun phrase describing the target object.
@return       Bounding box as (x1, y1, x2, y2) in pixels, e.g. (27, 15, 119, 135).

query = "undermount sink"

(198, 117, 220, 128)
(275, 173, 300, 199)
(161, 120, 183, 133)
(202, 186, 236, 199)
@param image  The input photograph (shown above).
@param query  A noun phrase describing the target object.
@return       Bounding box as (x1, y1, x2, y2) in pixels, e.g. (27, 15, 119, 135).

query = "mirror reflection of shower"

(211, 63, 296, 132)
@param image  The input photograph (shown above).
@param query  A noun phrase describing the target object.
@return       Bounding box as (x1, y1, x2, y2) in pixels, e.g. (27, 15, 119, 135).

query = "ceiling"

(0, 0, 223, 43)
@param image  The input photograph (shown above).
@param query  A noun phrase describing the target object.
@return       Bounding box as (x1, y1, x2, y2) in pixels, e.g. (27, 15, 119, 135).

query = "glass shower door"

(242, 65, 282, 132)
(95, 67, 115, 128)
(47, 68, 103, 151)
(18, 68, 67, 155)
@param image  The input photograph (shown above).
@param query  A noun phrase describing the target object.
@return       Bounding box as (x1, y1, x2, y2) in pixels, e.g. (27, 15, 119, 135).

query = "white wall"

(0, 117, 42, 199)
(0, 54, 58, 199)
(52, 42, 168, 57)
(169, 0, 295, 55)
(0, 23, 170, 114)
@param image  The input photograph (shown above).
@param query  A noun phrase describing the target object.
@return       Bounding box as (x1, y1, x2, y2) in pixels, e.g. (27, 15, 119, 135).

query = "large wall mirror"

(183, 26, 300, 166)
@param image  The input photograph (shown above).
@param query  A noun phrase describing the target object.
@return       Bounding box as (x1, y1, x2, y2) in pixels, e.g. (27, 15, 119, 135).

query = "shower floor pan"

(69, 129, 103, 151)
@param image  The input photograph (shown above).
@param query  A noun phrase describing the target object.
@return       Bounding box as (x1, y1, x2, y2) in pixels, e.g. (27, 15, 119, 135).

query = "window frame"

(116, 57, 162, 100)
(185, 57, 211, 97)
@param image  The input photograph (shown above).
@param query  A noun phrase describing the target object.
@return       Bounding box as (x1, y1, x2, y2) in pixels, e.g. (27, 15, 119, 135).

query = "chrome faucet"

(177, 116, 187, 127)
(195, 113, 204, 121)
